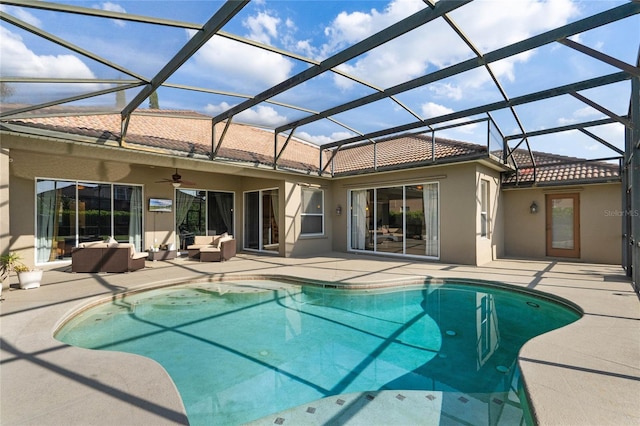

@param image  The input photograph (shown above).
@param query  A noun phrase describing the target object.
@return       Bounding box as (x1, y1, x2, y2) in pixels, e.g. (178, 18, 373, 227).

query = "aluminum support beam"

(322, 72, 629, 150)
(0, 82, 143, 119)
(278, 2, 639, 135)
(578, 128, 625, 156)
(504, 117, 618, 140)
(213, 0, 472, 125)
(631, 73, 640, 292)
(0, 12, 146, 81)
(1, 0, 202, 29)
(558, 38, 640, 78)
(570, 92, 632, 128)
(121, 0, 249, 118)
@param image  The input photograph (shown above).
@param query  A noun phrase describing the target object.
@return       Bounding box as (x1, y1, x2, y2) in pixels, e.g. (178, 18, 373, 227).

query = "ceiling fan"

(156, 169, 195, 188)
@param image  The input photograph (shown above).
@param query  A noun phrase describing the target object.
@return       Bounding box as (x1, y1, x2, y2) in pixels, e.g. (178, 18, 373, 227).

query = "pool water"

(55, 280, 580, 425)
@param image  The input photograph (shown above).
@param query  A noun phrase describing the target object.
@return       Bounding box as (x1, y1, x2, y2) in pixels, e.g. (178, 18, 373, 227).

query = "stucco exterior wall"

(282, 180, 332, 257)
(331, 162, 481, 265)
(475, 165, 503, 265)
(503, 183, 621, 264)
(1, 132, 335, 265)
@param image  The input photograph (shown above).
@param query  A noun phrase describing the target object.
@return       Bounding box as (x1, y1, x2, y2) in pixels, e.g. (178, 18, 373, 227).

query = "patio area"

(1, 253, 638, 425)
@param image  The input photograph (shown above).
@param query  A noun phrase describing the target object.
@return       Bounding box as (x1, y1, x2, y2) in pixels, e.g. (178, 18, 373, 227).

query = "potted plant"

(0, 252, 42, 291)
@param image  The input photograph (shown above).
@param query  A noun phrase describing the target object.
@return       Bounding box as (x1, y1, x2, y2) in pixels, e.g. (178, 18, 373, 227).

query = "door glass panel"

(350, 189, 374, 251)
(77, 183, 112, 243)
(405, 185, 427, 256)
(113, 185, 143, 252)
(36, 180, 76, 262)
(376, 186, 404, 254)
(262, 189, 279, 252)
(551, 198, 574, 249)
(207, 191, 234, 236)
(176, 189, 206, 249)
(244, 191, 260, 250)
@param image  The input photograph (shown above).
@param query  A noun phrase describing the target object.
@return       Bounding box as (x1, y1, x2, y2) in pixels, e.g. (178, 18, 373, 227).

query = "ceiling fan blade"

(154, 179, 173, 183)
(180, 179, 196, 185)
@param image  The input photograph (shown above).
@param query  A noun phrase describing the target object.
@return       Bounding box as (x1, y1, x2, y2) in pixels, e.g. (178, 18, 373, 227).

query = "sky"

(0, 0, 638, 160)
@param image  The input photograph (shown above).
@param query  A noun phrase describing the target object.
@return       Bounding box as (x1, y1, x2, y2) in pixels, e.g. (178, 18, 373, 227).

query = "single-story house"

(0, 109, 622, 268)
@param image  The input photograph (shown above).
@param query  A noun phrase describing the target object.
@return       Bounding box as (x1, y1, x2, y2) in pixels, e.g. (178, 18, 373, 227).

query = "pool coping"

(1, 254, 638, 425)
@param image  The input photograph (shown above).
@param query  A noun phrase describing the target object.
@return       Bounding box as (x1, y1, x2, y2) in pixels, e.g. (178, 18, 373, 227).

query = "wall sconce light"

(336, 205, 342, 215)
(529, 201, 538, 214)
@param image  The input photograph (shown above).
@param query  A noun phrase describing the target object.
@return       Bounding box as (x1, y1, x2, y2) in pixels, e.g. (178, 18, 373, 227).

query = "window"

(301, 188, 324, 235)
(480, 179, 489, 238)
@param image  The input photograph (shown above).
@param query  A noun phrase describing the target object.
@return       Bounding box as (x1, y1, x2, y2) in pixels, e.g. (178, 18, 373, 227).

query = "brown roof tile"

(330, 133, 487, 174)
(2, 111, 621, 185)
(499, 150, 620, 185)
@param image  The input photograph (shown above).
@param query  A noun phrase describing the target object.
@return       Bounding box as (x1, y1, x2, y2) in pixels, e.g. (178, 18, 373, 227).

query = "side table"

(148, 249, 178, 261)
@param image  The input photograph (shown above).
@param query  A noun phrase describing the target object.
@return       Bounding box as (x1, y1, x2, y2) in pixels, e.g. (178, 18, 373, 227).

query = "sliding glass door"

(175, 190, 234, 249)
(349, 182, 439, 258)
(244, 189, 279, 252)
(36, 179, 143, 263)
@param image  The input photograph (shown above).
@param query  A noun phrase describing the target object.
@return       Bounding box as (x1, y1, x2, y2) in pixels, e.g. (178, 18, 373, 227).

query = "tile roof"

(1, 110, 621, 185)
(499, 149, 620, 185)
(330, 133, 488, 175)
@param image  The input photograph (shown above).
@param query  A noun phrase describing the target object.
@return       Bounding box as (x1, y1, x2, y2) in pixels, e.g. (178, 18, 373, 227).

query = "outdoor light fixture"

(530, 201, 538, 214)
(336, 205, 342, 215)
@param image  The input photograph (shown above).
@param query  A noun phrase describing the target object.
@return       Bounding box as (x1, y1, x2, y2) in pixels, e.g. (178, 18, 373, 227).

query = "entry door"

(546, 193, 580, 258)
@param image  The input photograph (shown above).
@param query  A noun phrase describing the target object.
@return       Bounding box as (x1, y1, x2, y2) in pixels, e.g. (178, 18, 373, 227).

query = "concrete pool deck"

(1, 253, 638, 425)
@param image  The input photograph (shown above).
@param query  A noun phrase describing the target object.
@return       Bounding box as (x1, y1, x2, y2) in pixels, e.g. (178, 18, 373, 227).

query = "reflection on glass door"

(349, 183, 438, 258)
(244, 189, 279, 252)
(546, 193, 580, 258)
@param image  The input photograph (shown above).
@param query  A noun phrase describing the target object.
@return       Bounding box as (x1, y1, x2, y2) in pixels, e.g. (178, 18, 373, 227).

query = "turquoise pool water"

(55, 279, 580, 425)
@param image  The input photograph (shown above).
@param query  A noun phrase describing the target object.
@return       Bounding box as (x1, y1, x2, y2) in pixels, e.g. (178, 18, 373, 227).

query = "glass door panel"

(207, 191, 234, 236)
(77, 183, 111, 242)
(176, 189, 206, 249)
(244, 191, 260, 250)
(113, 185, 143, 252)
(375, 186, 404, 254)
(350, 189, 374, 251)
(262, 189, 279, 252)
(405, 185, 427, 256)
(36, 180, 76, 262)
(546, 193, 580, 258)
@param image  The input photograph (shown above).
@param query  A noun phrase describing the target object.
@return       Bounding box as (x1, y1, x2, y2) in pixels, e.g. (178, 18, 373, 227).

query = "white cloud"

(204, 101, 234, 115)
(321, 0, 578, 89)
(557, 117, 576, 126)
(574, 106, 601, 118)
(237, 105, 288, 127)
(296, 130, 354, 144)
(0, 27, 96, 79)
(420, 100, 478, 133)
(429, 83, 463, 101)
(244, 11, 280, 44)
(95, 2, 127, 27)
(321, 0, 421, 59)
(0, 5, 42, 27)
(558, 105, 605, 125)
(205, 102, 287, 127)
(191, 32, 294, 90)
(421, 101, 454, 119)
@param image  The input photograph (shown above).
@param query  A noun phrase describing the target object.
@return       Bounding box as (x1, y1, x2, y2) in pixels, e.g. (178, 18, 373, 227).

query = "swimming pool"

(55, 278, 580, 425)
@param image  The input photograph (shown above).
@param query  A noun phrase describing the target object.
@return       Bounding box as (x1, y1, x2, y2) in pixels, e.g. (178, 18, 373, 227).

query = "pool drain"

(445, 330, 456, 336)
